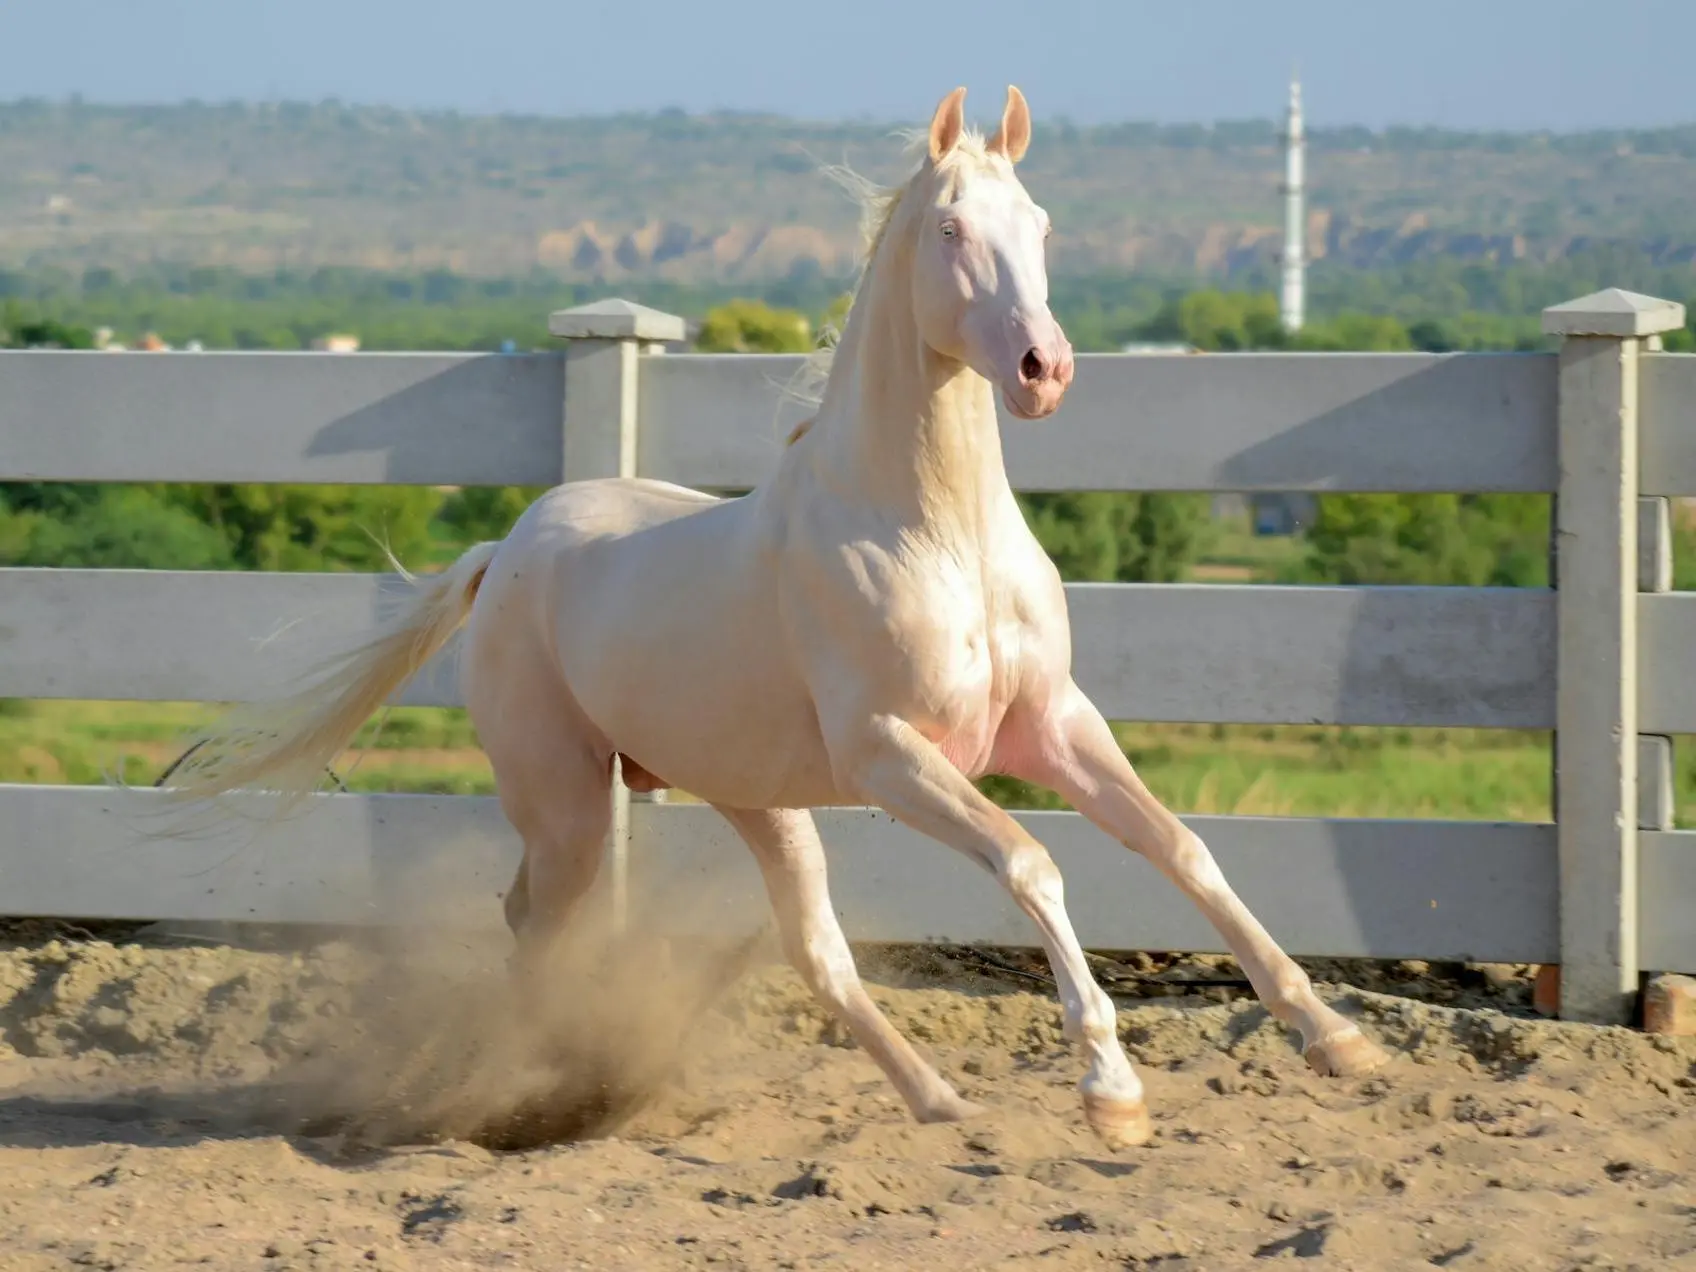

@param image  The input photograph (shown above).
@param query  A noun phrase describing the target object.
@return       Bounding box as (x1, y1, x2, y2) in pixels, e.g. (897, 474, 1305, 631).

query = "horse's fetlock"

(1268, 968, 1317, 1013)
(1076, 983, 1119, 1044)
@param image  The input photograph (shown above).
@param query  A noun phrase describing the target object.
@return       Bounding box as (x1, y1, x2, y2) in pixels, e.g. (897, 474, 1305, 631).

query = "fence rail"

(0, 289, 1691, 1024)
(4, 569, 1572, 728)
(0, 785, 1564, 964)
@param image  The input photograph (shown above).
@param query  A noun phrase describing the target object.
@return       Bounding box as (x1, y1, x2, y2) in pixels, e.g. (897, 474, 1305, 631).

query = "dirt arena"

(0, 914, 1692, 1272)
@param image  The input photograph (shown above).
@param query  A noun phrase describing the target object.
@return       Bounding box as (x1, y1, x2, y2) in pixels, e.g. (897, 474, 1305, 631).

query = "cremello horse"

(165, 86, 1388, 1150)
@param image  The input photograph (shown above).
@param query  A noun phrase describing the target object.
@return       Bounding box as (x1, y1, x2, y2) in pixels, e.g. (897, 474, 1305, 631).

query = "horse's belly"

(616, 694, 838, 808)
(566, 606, 834, 806)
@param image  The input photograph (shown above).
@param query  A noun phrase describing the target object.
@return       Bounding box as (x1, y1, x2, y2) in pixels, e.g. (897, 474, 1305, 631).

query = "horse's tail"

(158, 539, 503, 815)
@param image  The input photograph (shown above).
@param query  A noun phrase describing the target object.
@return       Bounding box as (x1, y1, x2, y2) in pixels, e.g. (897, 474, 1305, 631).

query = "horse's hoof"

(1082, 1089, 1152, 1150)
(1304, 1028, 1391, 1077)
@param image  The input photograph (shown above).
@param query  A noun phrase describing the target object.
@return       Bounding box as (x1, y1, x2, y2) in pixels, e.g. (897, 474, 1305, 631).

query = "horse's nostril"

(1020, 348, 1045, 383)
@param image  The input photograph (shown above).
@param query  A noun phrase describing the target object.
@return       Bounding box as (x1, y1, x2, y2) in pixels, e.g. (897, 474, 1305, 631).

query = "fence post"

(1638, 497, 1676, 836)
(549, 298, 688, 931)
(1541, 288, 1686, 1024)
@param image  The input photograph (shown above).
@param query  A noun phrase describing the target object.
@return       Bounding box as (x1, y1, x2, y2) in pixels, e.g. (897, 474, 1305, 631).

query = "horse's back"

(518, 476, 724, 544)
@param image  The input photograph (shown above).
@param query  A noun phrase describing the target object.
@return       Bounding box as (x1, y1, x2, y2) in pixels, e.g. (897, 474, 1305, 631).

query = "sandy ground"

(0, 919, 1692, 1272)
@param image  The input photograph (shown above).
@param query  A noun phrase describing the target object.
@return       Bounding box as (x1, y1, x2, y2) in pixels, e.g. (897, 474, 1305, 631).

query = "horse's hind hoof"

(1081, 1088, 1152, 1150)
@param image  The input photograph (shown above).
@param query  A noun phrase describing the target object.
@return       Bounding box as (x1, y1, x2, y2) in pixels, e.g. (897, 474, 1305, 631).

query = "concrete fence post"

(549, 298, 689, 931)
(1541, 288, 1687, 1024)
(1637, 496, 1676, 836)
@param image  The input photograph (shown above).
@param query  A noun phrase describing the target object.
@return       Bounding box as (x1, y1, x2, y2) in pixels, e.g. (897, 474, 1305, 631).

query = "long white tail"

(159, 540, 502, 815)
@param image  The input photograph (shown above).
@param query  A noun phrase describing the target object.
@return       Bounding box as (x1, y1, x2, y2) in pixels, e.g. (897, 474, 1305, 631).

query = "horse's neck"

(810, 254, 1012, 536)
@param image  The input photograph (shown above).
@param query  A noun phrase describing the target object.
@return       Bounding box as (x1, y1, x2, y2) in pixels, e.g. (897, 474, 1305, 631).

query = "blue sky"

(10, 0, 1692, 131)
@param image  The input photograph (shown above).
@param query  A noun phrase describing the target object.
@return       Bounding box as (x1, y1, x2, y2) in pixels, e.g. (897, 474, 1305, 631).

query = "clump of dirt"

(0, 935, 366, 1074)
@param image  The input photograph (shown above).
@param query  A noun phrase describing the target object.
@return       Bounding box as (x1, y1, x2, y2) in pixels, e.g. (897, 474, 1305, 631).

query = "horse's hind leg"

(466, 657, 611, 972)
(487, 735, 612, 975)
(714, 804, 981, 1125)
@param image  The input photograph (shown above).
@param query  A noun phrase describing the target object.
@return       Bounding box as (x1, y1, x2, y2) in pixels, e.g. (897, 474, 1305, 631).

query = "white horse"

(165, 86, 1388, 1150)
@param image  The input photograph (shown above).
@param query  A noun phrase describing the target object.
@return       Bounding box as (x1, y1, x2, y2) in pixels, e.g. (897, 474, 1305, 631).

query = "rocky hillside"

(2, 100, 1693, 281)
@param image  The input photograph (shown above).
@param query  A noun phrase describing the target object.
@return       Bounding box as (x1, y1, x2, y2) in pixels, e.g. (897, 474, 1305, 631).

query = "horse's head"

(909, 86, 1074, 420)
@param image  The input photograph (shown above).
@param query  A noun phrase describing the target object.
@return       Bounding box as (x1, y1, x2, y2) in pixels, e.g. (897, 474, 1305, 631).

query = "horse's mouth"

(1003, 389, 1063, 421)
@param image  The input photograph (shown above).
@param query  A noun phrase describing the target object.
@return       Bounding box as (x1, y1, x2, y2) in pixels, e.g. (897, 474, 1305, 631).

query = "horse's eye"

(940, 221, 958, 240)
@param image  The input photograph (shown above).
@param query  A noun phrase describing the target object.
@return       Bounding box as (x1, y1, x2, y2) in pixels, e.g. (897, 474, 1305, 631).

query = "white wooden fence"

(1, 289, 1692, 1024)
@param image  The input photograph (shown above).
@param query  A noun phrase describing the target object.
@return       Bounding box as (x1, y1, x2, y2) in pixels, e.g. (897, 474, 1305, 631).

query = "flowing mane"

(782, 128, 994, 443)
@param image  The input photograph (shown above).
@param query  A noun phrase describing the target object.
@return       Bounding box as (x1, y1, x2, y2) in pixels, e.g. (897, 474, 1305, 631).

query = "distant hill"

(2, 99, 1694, 282)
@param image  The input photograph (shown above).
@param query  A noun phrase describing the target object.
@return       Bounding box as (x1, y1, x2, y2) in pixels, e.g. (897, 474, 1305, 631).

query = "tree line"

(5, 247, 1693, 356)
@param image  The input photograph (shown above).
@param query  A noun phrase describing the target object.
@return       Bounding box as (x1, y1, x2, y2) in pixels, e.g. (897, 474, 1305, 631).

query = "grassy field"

(1188, 517, 1309, 584)
(8, 696, 1684, 826)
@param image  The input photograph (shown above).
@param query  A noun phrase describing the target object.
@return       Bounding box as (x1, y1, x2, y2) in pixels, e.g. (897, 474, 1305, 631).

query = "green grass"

(0, 698, 1595, 825)
(982, 724, 1553, 822)
(0, 700, 484, 789)
(1189, 518, 1309, 583)
(12, 700, 1695, 826)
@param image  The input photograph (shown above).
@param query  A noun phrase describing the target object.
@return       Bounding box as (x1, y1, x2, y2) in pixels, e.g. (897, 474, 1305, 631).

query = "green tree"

(1019, 492, 1210, 583)
(1291, 493, 1548, 587)
(695, 299, 815, 353)
(436, 485, 548, 547)
(158, 484, 441, 572)
(0, 312, 95, 349)
(1295, 313, 1414, 352)
(1, 487, 233, 570)
(1136, 290, 1284, 350)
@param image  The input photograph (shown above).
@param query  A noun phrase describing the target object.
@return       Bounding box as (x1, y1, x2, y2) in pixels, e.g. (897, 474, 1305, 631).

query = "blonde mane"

(782, 128, 993, 443)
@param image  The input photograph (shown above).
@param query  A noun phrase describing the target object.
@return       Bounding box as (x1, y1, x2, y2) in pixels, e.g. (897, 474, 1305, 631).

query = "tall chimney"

(1280, 75, 1306, 335)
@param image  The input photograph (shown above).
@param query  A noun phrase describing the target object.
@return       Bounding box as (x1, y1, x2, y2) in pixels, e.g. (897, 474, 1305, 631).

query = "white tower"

(1279, 75, 1306, 334)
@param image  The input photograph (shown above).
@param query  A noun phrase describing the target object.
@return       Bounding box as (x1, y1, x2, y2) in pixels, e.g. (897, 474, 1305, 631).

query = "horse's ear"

(987, 85, 1031, 164)
(928, 86, 967, 162)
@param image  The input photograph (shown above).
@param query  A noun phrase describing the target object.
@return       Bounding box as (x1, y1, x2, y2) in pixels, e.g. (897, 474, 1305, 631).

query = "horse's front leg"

(714, 804, 981, 1124)
(1015, 681, 1391, 1077)
(827, 713, 1152, 1149)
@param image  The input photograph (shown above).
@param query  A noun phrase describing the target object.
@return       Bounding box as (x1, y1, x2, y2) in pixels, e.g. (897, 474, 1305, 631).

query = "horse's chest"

(893, 579, 1030, 774)
(925, 641, 1030, 778)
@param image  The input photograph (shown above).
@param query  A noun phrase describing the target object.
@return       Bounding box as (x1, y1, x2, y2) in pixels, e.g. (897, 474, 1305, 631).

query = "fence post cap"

(1541, 288, 1686, 338)
(549, 298, 687, 343)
